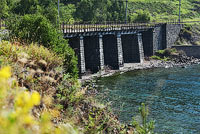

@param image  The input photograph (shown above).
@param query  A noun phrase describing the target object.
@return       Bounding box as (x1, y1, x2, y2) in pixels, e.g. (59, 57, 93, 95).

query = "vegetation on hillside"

(176, 24, 200, 45)
(1, 0, 199, 133)
(1, 0, 200, 23)
(0, 41, 156, 133)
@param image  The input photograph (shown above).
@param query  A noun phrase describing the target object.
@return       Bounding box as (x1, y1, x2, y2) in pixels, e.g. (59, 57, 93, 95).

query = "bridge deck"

(60, 20, 197, 34)
(61, 22, 164, 34)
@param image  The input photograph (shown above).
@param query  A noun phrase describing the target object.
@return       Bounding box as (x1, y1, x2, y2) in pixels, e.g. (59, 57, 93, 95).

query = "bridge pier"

(79, 36, 86, 74)
(117, 34, 124, 67)
(138, 33, 144, 63)
(68, 36, 86, 74)
(99, 35, 105, 70)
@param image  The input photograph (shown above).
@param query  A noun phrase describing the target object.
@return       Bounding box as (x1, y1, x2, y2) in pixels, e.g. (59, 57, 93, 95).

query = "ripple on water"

(97, 65, 200, 134)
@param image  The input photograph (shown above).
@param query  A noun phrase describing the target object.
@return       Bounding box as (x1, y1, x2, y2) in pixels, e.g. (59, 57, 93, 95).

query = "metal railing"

(61, 20, 182, 34)
(1, 18, 200, 33)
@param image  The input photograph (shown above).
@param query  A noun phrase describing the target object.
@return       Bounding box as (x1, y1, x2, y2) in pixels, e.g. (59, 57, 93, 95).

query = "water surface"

(96, 65, 200, 134)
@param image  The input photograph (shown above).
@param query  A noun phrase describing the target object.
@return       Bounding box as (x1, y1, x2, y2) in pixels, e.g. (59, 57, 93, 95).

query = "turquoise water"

(96, 65, 200, 134)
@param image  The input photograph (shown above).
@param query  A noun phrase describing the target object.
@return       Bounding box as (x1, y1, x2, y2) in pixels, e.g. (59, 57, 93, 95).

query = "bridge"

(1, 19, 195, 75)
(62, 21, 183, 74)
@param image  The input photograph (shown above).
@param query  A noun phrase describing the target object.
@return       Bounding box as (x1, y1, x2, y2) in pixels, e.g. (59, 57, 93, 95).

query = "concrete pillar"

(79, 36, 86, 74)
(117, 34, 124, 67)
(99, 35, 104, 70)
(137, 33, 144, 63)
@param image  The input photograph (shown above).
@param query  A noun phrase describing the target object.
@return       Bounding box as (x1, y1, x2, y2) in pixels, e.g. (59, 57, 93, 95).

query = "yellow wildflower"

(0, 66, 11, 79)
(15, 91, 31, 108)
(23, 115, 36, 125)
(30, 91, 41, 106)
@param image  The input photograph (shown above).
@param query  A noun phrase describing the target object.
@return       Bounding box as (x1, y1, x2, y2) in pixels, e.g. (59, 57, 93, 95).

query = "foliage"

(0, 41, 63, 69)
(56, 75, 81, 108)
(74, 0, 125, 22)
(155, 48, 177, 57)
(0, 0, 9, 18)
(8, 14, 57, 47)
(0, 66, 79, 134)
(60, 4, 76, 24)
(128, 0, 200, 22)
(132, 103, 155, 134)
(129, 10, 151, 23)
(7, 15, 78, 77)
(0, 30, 9, 40)
(152, 48, 177, 61)
(13, 0, 39, 15)
(2, 0, 200, 23)
(151, 55, 170, 61)
(0, 38, 129, 134)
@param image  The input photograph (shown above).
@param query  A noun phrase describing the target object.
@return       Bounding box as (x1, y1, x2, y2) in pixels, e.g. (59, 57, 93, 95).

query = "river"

(96, 64, 200, 134)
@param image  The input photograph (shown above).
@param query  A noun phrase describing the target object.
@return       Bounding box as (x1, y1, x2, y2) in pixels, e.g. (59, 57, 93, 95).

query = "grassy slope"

(0, 41, 128, 134)
(128, 0, 200, 21)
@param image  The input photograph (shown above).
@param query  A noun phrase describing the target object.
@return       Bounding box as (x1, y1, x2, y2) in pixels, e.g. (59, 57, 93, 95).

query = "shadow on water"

(96, 65, 200, 134)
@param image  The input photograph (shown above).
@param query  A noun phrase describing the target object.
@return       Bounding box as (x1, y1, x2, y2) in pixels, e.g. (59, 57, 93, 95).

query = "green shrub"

(0, 66, 79, 134)
(151, 55, 162, 60)
(7, 14, 78, 77)
(155, 48, 177, 58)
(130, 10, 151, 23)
(132, 103, 155, 134)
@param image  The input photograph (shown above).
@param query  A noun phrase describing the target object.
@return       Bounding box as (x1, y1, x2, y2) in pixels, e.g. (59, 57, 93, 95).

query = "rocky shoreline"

(80, 54, 200, 83)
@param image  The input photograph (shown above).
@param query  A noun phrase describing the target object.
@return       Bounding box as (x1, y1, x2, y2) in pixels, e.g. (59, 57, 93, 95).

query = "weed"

(132, 103, 155, 134)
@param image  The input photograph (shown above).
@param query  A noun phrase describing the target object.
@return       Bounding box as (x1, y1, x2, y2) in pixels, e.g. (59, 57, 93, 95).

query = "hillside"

(0, 41, 132, 133)
(1, 0, 200, 23)
(127, 0, 200, 21)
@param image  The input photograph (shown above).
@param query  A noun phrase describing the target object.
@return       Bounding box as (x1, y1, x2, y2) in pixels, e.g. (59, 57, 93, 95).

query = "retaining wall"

(172, 46, 200, 58)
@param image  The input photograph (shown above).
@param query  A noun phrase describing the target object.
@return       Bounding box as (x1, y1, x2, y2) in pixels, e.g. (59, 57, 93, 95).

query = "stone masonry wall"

(166, 24, 182, 48)
(172, 46, 200, 58)
(153, 26, 165, 53)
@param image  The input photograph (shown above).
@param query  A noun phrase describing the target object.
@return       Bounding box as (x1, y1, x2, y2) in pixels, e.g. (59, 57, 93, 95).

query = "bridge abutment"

(166, 24, 182, 48)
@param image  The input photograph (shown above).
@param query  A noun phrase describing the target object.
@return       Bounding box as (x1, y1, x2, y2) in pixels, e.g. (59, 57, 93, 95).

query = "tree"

(14, 0, 39, 15)
(129, 10, 152, 23)
(7, 14, 78, 77)
(60, 4, 76, 23)
(0, 0, 9, 18)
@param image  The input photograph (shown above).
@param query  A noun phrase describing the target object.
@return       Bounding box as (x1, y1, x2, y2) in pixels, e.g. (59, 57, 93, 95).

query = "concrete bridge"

(62, 21, 182, 74)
